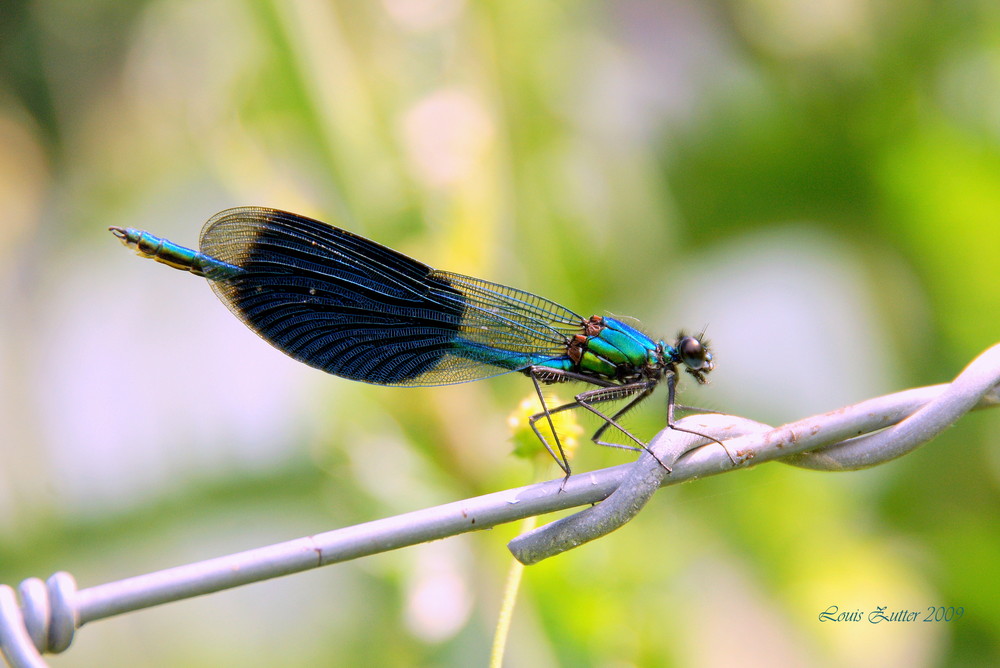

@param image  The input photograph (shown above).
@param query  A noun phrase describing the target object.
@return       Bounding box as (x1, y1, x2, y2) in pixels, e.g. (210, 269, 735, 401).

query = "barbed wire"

(2, 342, 998, 667)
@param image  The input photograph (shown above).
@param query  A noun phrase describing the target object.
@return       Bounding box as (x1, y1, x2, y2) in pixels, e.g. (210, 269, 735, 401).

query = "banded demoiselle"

(110, 207, 715, 476)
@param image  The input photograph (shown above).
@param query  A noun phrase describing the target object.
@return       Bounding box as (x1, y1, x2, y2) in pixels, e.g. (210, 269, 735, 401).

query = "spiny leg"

(527, 370, 571, 476)
(572, 382, 674, 470)
(525, 367, 620, 478)
(664, 374, 738, 466)
(573, 383, 654, 451)
(587, 385, 656, 448)
(530, 377, 672, 471)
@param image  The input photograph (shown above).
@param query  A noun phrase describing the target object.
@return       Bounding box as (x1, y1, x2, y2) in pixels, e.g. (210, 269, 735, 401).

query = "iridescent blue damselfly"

(110, 207, 717, 476)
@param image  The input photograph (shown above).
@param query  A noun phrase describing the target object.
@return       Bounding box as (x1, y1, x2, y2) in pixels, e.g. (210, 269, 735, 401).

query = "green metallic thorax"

(535, 315, 663, 382)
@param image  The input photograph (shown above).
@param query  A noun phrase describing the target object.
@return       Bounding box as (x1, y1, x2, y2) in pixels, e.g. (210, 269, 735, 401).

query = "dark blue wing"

(199, 207, 584, 386)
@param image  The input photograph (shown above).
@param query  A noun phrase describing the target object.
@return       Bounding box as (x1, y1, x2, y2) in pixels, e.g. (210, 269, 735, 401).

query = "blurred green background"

(1, 0, 999, 666)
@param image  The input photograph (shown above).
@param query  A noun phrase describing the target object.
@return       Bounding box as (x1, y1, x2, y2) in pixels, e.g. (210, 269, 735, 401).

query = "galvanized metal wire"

(2, 342, 998, 667)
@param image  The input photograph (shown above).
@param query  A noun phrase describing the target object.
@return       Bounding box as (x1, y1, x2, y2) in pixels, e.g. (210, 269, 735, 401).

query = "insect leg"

(530, 377, 670, 470)
(664, 374, 737, 465)
(572, 382, 674, 470)
(574, 382, 657, 450)
(525, 367, 617, 477)
(528, 370, 571, 476)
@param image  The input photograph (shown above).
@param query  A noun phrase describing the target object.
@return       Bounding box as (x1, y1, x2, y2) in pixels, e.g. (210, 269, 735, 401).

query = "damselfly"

(110, 207, 716, 476)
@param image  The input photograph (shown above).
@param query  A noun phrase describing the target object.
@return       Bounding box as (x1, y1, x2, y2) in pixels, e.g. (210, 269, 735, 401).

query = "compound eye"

(679, 337, 706, 369)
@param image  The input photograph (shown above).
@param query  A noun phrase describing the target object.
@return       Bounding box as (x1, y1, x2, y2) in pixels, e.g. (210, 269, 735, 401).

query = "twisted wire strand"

(2, 343, 998, 666)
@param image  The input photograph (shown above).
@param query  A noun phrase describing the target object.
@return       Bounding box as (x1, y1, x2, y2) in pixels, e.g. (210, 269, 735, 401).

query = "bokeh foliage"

(1, 1, 998, 666)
